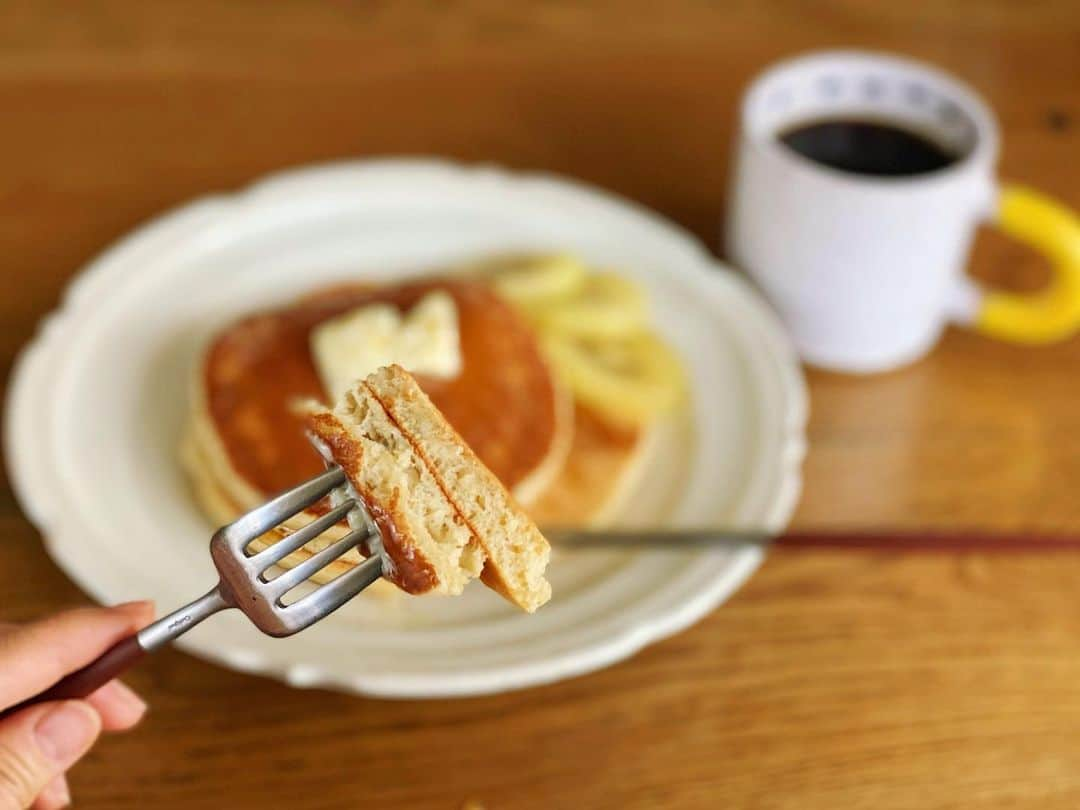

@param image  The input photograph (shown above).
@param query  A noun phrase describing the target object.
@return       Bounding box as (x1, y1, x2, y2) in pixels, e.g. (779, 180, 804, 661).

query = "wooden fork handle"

(0, 634, 146, 721)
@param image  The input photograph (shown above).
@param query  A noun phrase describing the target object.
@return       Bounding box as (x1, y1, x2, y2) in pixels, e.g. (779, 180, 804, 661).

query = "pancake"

(192, 278, 571, 515)
(304, 366, 551, 611)
(181, 419, 373, 586)
(181, 272, 661, 596)
(528, 405, 656, 528)
(185, 397, 654, 584)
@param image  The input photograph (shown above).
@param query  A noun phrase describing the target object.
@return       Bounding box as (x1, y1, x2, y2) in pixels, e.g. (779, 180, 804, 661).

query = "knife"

(543, 529, 1080, 552)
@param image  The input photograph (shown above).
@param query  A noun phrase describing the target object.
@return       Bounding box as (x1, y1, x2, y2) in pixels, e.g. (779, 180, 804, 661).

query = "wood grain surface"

(3, 2, 1080, 808)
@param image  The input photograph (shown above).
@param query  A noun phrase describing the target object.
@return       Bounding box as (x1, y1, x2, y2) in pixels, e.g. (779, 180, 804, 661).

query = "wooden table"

(3, 3, 1080, 808)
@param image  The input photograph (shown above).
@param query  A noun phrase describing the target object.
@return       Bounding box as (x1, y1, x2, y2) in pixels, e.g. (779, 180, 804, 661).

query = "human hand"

(0, 602, 154, 809)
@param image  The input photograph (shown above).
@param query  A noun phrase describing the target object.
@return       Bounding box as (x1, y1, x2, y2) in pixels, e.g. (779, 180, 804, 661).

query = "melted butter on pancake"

(311, 290, 462, 402)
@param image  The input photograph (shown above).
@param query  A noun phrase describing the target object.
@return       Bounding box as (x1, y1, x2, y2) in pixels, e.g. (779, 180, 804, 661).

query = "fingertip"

(86, 680, 148, 731)
(112, 600, 155, 628)
(32, 773, 71, 809)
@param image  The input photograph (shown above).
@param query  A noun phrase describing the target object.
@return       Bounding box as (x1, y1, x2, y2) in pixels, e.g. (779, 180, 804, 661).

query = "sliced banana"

(487, 253, 587, 306)
(542, 332, 685, 426)
(532, 272, 648, 339)
(485, 254, 686, 425)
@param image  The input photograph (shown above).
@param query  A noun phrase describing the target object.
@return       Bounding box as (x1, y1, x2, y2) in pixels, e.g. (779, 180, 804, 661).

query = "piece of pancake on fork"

(302, 365, 552, 612)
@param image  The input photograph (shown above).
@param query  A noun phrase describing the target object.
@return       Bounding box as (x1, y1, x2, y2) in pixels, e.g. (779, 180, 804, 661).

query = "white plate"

(5, 159, 806, 698)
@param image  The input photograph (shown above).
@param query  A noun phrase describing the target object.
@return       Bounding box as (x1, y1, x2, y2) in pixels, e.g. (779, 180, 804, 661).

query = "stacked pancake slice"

(181, 260, 678, 604)
(303, 365, 551, 611)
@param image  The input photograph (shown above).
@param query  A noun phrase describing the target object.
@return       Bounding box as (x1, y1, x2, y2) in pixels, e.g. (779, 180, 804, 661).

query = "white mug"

(727, 50, 1080, 373)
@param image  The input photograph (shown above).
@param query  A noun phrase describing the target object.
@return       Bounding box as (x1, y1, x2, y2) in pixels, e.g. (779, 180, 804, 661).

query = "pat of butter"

(310, 291, 462, 402)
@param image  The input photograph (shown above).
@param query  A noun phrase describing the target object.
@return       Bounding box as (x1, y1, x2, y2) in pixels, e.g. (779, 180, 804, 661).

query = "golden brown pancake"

(185, 398, 653, 585)
(181, 420, 370, 585)
(197, 279, 570, 513)
(528, 405, 655, 528)
(181, 274, 657, 598)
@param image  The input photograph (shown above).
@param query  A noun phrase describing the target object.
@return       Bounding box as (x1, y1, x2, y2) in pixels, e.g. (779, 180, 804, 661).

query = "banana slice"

(486, 254, 686, 425)
(488, 254, 587, 306)
(542, 332, 684, 426)
(532, 272, 648, 339)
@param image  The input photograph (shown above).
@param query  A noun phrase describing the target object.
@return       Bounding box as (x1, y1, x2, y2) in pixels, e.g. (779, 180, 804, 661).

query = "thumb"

(0, 701, 101, 809)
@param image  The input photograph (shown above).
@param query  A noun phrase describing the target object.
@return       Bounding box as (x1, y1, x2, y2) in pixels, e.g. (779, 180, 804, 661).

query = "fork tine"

(225, 467, 346, 545)
(248, 500, 356, 569)
(283, 555, 384, 630)
(268, 529, 373, 598)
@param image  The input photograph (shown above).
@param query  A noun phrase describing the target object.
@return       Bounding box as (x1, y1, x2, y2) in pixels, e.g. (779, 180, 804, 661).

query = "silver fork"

(2, 466, 382, 719)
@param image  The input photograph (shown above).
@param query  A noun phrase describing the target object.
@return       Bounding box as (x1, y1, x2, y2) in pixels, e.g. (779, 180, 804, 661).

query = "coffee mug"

(727, 50, 1080, 372)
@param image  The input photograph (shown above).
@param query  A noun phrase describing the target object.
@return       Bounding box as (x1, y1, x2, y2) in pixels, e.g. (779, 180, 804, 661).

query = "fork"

(2, 466, 382, 720)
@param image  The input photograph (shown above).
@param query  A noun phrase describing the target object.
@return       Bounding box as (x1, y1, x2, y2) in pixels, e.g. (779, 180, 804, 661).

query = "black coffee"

(778, 119, 959, 177)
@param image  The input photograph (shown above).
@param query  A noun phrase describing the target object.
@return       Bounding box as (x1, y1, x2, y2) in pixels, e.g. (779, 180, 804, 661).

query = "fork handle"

(1, 587, 230, 721)
(0, 635, 146, 720)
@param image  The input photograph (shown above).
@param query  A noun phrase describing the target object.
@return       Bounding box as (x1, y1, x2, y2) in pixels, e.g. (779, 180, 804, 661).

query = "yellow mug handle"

(975, 185, 1080, 344)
